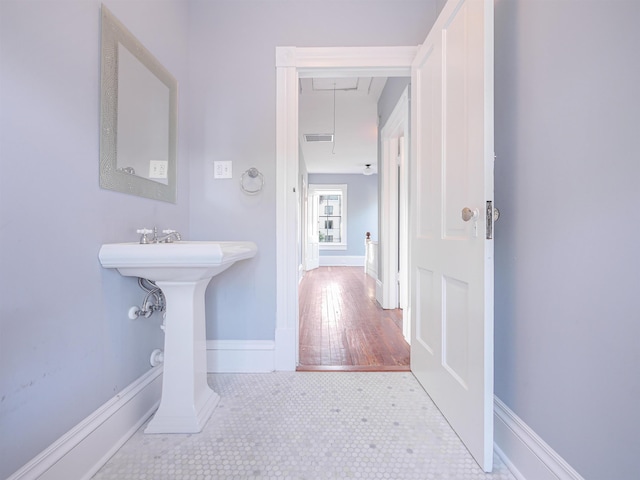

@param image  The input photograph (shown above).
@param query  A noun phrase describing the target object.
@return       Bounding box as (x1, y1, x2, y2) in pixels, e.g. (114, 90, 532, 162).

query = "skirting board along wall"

(494, 396, 585, 480)
(375, 279, 384, 307)
(7, 366, 162, 480)
(206, 340, 275, 373)
(7, 342, 274, 479)
(319, 255, 364, 267)
(10, 355, 584, 480)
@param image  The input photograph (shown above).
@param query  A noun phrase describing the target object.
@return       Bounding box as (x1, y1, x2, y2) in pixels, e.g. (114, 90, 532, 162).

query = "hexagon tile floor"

(92, 372, 516, 480)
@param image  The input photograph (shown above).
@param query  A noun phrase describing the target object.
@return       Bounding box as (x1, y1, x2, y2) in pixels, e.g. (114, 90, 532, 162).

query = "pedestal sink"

(98, 241, 257, 434)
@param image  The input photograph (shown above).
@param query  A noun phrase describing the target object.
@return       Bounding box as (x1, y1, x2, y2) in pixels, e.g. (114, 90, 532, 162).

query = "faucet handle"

(161, 229, 182, 243)
(136, 228, 153, 244)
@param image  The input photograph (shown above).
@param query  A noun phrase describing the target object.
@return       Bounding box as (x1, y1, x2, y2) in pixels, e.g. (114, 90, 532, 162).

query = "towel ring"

(241, 167, 264, 195)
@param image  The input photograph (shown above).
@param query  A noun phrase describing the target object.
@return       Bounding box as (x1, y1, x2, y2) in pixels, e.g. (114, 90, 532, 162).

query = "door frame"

(379, 87, 410, 344)
(274, 46, 417, 369)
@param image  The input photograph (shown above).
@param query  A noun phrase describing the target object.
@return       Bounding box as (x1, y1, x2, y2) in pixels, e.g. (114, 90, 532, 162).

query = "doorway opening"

(296, 75, 411, 370)
(273, 46, 418, 372)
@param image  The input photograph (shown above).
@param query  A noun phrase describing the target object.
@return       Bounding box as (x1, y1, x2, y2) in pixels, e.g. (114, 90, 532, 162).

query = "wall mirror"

(100, 5, 177, 203)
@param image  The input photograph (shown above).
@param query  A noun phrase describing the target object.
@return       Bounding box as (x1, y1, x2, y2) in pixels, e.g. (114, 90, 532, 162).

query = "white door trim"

(379, 88, 409, 323)
(275, 46, 417, 370)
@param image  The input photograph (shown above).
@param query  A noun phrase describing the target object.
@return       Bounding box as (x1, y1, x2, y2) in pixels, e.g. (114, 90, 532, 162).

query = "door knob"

(461, 207, 478, 222)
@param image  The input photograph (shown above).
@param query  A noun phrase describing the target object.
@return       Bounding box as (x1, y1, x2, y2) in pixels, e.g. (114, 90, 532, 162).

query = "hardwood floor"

(298, 266, 410, 372)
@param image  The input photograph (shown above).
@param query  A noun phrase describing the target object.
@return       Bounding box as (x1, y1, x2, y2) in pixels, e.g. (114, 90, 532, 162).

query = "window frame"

(309, 183, 348, 251)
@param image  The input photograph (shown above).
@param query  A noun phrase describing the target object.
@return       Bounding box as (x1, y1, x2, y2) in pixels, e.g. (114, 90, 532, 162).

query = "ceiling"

(298, 77, 387, 175)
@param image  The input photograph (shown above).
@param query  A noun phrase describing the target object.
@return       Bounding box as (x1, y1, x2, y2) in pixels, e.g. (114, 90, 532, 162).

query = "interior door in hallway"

(410, 0, 495, 472)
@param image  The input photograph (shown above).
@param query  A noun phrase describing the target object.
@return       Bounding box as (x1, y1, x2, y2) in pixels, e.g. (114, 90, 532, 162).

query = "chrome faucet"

(136, 227, 182, 244)
(157, 229, 182, 243)
(136, 228, 153, 244)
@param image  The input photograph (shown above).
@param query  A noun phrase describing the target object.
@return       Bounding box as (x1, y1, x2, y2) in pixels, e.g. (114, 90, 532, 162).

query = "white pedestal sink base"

(98, 240, 258, 434)
(144, 279, 218, 434)
(145, 388, 219, 434)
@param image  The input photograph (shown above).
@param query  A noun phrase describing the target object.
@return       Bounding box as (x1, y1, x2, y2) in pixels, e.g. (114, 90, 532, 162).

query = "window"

(309, 184, 347, 250)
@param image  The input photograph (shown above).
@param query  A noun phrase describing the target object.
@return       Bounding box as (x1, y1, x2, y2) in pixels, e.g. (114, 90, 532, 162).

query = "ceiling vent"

(304, 134, 334, 143)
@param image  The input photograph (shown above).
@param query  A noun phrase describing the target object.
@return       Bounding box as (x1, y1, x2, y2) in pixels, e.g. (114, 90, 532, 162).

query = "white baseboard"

(274, 327, 296, 371)
(375, 279, 384, 306)
(206, 340, 276, 373)
(319, 255, 364, 266)
(494, 396, 584, 480)
(365, 266, 378, 280)
(8, 366, 162, 480)
(10, 366, 584, 480)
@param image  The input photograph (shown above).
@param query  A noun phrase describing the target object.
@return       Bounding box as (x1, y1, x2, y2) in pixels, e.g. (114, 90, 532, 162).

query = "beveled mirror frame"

(100, 5, 177, 203)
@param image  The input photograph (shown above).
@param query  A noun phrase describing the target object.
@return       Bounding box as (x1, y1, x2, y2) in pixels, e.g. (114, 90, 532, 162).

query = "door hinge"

(486, 201, 500, 239)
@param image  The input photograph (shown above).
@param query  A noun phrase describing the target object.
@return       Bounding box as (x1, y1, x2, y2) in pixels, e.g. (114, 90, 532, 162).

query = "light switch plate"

(149, 160, 168, 179)
(214, 161, 232, 179)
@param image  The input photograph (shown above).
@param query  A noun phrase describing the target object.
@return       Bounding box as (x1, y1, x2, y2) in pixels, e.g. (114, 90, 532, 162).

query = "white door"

(410, 0, 494, 472)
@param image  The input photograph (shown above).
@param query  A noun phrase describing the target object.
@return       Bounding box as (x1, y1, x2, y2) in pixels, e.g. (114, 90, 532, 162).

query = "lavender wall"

(308, 173, 378, 256)
(10, 1, 634, 479)
(187, 0, 438, 341)
(0, 2, 439, 474)
(378, 77, 410, 131)
(0, 1, 190, 477)
(494, 1, 640, 478)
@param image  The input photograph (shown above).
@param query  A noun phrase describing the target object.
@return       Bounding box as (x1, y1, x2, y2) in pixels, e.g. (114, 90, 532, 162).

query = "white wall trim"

(8, 366, 162, 480)
(319, 255, 364, 267)
(206, 340, 275, 373)
(494, 396, 585, 480)
(276, 46, 417, 76)
(379, 87, 409, 311)
(375, 279, 384, 307)
(275, 55, 299, 371)
(275, 46, 416, 371)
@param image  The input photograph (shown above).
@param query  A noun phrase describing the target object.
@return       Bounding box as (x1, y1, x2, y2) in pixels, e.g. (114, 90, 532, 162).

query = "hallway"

(298, 267, 410, 371)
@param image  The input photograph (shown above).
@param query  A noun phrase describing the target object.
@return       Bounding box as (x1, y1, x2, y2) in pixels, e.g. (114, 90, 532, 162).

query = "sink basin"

(98, 241, 257, 281)
(98, 240, 257, 434)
